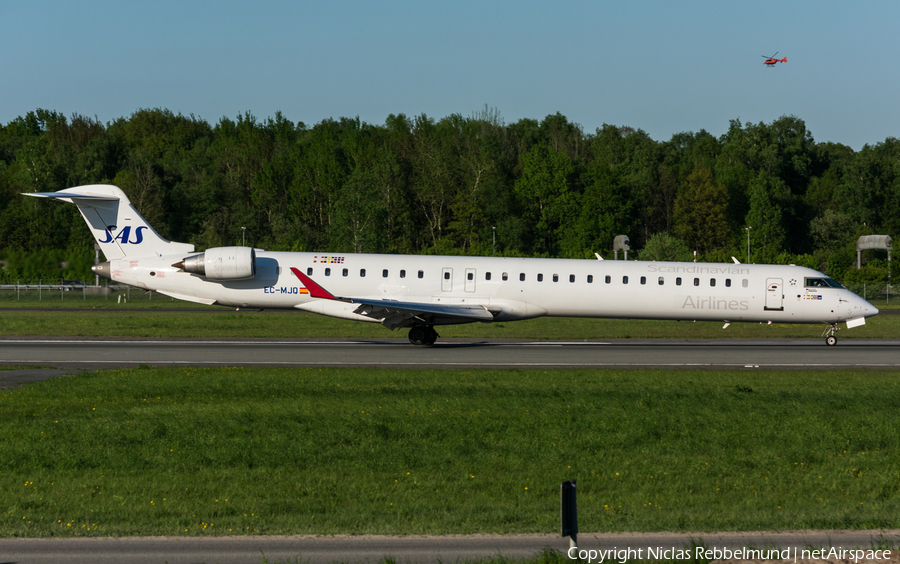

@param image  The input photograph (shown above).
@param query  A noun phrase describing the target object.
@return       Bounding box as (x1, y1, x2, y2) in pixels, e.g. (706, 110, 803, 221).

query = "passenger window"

(726, 279, 731, 287)
(640, 276, 646, 285)
(605, 275, 611, 284)
(587, 275, 593, 283)
(710, 278, 716, 287)
(569, 274, 575, 283)
(325, 268, 331, 276)
(418, 270, 424, 279)
(360, 269, 366, 277)
(552, 274, 558, 282)
(623, 276, 629, 284)
(485, 272, 492, 281)
(742, 279, 749, 288)
(502, 272, 508, 281)
(676, 277, 682, 286)
(382, 269, 388, 278)
(400, 270, 406, 278)
(519, 273, 525, 281)
(307, 267, 313, 276)
(342, 268, 348, 277)
(537, 273, 544, 282)
(694, 278, 700, 286)
(658, 276, 664, 285)
(444, 272, 450, 280)
(467, 272, 474, 281)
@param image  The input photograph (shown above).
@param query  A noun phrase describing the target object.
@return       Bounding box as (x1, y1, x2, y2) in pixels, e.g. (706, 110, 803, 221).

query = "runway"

(1, 530, 899, 564)
(1, 337, 899, 377)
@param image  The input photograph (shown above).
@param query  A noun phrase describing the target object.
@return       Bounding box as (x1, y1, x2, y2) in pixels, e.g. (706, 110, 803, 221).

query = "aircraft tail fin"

(23, 184, 194, 260)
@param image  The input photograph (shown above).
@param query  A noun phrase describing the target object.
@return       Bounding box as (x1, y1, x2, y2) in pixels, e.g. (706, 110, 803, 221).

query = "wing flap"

(350, 298, 495, 322)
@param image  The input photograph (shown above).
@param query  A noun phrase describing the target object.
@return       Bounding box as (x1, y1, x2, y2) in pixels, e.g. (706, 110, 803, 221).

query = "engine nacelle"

(175, 247, 256, 280)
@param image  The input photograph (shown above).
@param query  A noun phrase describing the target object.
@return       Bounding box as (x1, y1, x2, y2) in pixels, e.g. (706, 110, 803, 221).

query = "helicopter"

(763, 52, 787, 67)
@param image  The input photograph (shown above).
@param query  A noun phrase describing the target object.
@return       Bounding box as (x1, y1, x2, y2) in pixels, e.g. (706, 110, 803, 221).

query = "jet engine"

(173, 247, 256, 280)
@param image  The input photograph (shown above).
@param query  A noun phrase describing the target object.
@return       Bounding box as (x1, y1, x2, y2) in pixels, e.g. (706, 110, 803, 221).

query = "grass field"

(2, 366, 899, 537)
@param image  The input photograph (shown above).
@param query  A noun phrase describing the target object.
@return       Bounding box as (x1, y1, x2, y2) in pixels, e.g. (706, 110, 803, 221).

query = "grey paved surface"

(0, 368, 70, 388)
(0, 338, 899, 373)
(1, 530, 898, 564)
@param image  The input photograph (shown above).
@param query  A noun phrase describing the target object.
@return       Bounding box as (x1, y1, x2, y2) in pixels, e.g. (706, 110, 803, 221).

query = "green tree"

(745, 172, 788, 261)
(673, 164, 730, 255)
(836, 137, 900, 235)
(514, 144, 578, 255)
(637, 232, 692, 262)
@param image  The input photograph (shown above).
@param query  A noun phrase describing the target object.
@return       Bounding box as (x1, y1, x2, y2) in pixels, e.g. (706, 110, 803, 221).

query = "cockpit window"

(805, 277, 844, 289)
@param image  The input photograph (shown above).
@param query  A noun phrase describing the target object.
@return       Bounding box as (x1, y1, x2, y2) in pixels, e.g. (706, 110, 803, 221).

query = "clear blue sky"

(2, 0, 897, 150)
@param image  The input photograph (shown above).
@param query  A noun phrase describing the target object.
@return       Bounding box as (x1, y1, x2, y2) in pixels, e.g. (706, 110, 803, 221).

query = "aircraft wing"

(290, 267, 494, 329)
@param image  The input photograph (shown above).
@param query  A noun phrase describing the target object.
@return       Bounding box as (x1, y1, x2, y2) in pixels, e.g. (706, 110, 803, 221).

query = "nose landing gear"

(822, 323, 839, 346)
(408, 325, 438, 346)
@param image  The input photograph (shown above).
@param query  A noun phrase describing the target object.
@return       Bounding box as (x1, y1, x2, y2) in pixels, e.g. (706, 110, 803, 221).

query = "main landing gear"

(823, 323, 839, 346)
(408, 326, 438, 346)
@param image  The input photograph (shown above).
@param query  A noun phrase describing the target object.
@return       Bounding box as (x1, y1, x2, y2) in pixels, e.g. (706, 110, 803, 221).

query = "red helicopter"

(763, 52, 787, 67)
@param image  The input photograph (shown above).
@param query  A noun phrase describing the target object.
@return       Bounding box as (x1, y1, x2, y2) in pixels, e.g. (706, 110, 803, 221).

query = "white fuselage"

(108, 252, 877, 327)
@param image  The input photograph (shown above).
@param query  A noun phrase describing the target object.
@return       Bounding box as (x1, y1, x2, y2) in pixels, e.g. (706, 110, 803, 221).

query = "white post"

(746, 226, 752, 264)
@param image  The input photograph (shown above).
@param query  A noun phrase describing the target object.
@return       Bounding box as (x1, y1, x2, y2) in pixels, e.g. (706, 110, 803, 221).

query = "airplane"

(763, 52, 787, 67)
(25, 184, 878, 346)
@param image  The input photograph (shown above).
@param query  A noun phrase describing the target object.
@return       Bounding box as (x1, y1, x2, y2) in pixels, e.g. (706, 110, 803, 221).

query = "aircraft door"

(765, 278, 784, 311)
(465, 268, 476, 292)
(442, 268, 453, 292)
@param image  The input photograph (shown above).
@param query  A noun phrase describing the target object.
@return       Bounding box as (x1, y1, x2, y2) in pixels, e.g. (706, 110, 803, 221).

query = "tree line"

(0, 107, 895, 284)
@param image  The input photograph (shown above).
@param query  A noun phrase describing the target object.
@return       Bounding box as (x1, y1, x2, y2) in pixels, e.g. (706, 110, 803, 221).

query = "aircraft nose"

(858, 295, 879, 318)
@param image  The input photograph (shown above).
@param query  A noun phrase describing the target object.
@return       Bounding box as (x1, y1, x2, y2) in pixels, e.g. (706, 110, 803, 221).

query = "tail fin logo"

(98, 225, 147, 245)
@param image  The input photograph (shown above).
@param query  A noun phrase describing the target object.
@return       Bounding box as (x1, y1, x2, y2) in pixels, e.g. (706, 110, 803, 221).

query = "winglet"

(290, 267, 336, 299)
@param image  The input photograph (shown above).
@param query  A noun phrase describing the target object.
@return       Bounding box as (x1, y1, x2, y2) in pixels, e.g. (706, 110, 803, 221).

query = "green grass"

(2, 366, 899, 537)
(0, 287, 200, 308)
(0, 307, 897, 339)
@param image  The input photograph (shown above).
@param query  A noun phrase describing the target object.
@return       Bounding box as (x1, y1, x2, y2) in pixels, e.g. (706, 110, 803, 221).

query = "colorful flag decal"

(313, 256, 345, 264)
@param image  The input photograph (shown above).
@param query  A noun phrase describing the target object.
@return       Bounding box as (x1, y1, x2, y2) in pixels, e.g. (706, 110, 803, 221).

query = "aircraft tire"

(423, 327, 438, 346)
(408, 326, 427, 346)
(826, 335, 837, 346)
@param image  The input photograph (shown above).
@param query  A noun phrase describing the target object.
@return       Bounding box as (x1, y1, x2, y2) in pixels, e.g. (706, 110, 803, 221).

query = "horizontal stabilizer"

(25, 192, 120, 201)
